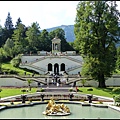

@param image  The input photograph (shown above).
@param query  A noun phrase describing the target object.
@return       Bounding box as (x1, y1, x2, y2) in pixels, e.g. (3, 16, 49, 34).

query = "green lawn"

(0, 87, 37, 98)
(77, 87, 119, 98)
(2, 62, 33, 75)
(0, 87, 119, 98)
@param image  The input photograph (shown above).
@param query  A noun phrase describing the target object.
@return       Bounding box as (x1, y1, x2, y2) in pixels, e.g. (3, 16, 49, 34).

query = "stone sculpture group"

(42, 97, 71, 116)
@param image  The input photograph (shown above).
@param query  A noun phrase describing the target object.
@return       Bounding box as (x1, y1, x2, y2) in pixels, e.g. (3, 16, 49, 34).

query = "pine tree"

(15, 17, 22, 28)
(2, 12, 14, 45)
(4, 12, 14, 30)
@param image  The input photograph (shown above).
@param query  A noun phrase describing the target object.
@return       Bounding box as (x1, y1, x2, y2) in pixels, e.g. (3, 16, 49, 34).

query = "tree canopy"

(74, 1, 120, 88)
(0, 12, 75, 65)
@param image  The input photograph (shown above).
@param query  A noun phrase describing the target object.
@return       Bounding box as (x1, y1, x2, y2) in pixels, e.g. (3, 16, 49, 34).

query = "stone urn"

(87, 94, 93, 103)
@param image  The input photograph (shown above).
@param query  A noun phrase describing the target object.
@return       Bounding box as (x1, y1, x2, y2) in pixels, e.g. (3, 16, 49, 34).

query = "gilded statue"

(43, 97, 70, 116)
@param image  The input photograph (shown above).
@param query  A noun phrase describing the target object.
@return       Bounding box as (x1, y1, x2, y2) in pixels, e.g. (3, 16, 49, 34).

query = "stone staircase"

(42, 83, 72, 92)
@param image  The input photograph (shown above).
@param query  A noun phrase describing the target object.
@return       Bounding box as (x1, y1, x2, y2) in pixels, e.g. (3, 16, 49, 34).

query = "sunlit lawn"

(2, 62, 33, 75)
(78, 87, 119, 98)
(0, 86, 119, 98)
(0, 87, 37, 98)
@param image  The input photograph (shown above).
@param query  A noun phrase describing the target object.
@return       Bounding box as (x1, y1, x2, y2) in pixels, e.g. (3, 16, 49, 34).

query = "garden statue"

(21, 95, 27, 103)
(87, 94, 93, 103)
(41, 94, 45, 101)
(69, 93, 74, 101)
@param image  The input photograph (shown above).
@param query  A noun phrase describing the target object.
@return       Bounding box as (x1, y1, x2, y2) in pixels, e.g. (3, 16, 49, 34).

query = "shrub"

(40, 88, 44, 92)
(98, 100, 103, 104)
(0, 88, 2, 92)
(21, 89, 26, 94)
(2, 69, 18, 75)
(69, 88, 73, 92)
(80, 99, 84, 102)
(10, 100, 14, 105)
(87, 88, 93, 91)
(28, 98, 32, 102)
(77, 89, 83, 92)
(81, 79, 87, 87)
(8, 69, 18, 74)
(113, 95, 120, 103)
(112, 87, 120, 93)
(10, 54, 21, 67)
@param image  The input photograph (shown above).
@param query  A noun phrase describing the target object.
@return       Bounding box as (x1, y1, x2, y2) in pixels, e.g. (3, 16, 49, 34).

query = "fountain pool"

(0, 103, 120, 119)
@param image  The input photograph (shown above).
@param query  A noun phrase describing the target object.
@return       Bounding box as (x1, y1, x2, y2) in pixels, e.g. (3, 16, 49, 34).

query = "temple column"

(46, 65, 48, 72)
(59, 43, 61, 51)
(54, 43, 55, 50)
(52, 65, 54, 74)
(58, 43, 61, 51)
(52, 43, 53, 52)
(59, 65, 61, 73)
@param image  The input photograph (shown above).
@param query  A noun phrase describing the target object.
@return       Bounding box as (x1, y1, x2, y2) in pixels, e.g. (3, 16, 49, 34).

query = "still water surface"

(0, 104, 120, 119)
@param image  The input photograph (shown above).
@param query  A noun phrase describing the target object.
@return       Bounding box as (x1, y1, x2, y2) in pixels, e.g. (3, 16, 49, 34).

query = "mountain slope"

(44, 25, 75, 42)
(43, 25, 120, 47)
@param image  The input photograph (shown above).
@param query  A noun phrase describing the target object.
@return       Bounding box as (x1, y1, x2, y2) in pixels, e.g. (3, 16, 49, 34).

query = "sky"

(0, 1, 120, 30)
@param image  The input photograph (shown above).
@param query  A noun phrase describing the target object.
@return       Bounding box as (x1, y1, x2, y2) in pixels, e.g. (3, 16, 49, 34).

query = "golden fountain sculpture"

(42, 97, 71, 116)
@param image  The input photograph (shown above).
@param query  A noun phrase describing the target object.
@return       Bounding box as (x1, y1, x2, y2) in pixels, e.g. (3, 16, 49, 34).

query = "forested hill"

(43, 25, 75, 42)
(44, 25, 120, 47)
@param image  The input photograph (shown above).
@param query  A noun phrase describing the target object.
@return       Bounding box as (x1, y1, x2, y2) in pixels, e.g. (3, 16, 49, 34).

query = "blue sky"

(0, 1, 120, 30)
